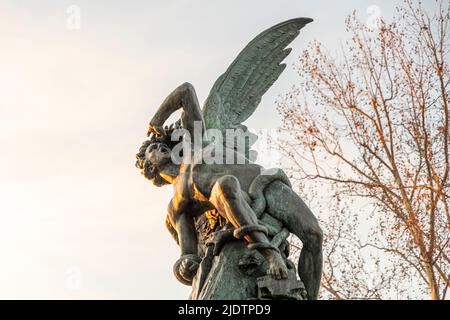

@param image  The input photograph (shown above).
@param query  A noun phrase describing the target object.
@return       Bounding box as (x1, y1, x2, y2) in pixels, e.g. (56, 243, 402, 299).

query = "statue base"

(189, 240, 307, 300)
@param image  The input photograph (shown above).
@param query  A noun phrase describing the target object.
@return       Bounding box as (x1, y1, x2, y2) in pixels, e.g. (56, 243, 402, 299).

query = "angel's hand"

(209, 229, 235, 256)
(173, 254, 201, 285)
(147, 123, 165, 137)
(179, 256, 200, 280)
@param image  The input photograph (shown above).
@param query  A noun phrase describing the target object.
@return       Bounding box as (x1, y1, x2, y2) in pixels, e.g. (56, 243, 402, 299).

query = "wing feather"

(203, 18, 312, 130)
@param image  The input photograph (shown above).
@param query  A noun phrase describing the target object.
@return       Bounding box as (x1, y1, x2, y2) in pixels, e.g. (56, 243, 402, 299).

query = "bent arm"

(174, 212, 198, 256)
(169, 199, 198, 256)
(150, 82, 205, 138)
(165, 214, 179, 245)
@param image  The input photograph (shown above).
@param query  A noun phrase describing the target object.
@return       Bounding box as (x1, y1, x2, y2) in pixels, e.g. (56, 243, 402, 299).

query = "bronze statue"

(136, 18, 323, 300)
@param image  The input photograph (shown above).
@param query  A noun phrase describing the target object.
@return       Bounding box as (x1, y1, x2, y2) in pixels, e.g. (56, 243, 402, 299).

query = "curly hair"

(135, 121, 183, 183)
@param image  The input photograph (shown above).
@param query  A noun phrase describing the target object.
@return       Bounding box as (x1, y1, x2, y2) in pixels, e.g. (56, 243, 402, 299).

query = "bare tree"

(279, 0, 449, 299)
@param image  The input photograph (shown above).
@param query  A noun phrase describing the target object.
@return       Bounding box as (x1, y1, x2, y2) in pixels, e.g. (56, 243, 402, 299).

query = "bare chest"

(172, 165, 211, 214)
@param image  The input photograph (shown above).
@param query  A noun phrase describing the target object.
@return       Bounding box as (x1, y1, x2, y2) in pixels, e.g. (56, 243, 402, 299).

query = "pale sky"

(0, 0, 435, 299)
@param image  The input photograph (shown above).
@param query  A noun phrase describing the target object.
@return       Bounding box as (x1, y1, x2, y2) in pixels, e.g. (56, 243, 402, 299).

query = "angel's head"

(135, 122, 182, 186)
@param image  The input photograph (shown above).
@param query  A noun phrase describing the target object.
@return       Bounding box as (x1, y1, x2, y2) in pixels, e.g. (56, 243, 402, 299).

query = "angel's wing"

(202, 18, 312, 137)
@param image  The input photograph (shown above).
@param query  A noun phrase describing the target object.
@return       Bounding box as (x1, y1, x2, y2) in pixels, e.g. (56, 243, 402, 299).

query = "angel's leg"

(209, 175, 288, 279)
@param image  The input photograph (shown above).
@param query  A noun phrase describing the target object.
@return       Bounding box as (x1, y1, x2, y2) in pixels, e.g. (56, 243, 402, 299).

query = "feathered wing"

(202, 18, 312, 160)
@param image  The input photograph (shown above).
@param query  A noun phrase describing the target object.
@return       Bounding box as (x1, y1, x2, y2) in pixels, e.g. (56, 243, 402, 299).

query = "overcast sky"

(0, 0, 436, 299)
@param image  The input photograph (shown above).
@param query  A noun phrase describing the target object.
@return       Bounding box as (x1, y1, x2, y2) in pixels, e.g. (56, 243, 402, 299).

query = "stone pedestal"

(189, 240, 306, 300)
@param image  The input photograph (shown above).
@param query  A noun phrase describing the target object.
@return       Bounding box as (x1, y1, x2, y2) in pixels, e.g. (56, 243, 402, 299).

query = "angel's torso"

(170, 162, 262, 216)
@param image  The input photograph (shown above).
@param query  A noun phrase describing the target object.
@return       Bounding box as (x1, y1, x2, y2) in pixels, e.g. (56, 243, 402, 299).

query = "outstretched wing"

(202, 18, 313, 132)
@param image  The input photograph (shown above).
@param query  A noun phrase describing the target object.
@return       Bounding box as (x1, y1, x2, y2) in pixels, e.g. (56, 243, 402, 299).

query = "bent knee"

(216, 175, 241, 200)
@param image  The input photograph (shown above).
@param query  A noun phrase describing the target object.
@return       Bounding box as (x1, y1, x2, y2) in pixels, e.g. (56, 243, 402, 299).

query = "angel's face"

(146, 142, 171, 164)
(143, 142, 172, 186)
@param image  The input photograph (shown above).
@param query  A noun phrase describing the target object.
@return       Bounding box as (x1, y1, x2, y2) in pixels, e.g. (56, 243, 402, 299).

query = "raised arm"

(149, 82, 205, 138)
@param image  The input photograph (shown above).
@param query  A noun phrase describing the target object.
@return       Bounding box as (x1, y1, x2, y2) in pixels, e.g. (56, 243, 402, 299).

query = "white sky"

(0, 0, 436, 299)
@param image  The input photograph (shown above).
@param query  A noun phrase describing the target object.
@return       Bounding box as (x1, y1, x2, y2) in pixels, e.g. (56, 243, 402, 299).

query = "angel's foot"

(265, 250, 288, 280)
(243, 231, 288, 280)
